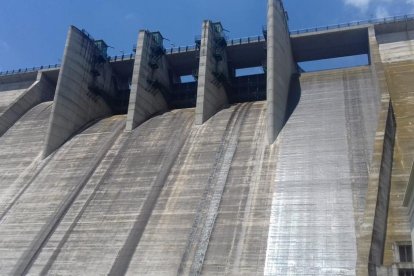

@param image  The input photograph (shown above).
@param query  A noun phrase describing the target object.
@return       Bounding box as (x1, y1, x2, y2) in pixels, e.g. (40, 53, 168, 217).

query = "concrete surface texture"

(195, 21, 230, 125)
(0, 115, 125, 275)
(264, 67, 381, 275)
(369, 24, 414, 269)
(381, 62, 414, 265)
(3, 1, 414, 276)
(0, 102, 52, 218)
(2, 102, 275, 275)
(0, 81, 33, 113)
(43, 26, 113, 158)
(0, 72, 55, 136)
(266, 0, 296, 145)
(377, 30, 414, 63)
(126, 30, 169, 131)
(404, 163, 414, 248)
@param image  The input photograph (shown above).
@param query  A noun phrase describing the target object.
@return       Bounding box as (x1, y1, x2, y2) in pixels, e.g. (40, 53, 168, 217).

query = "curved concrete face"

(0, 102, 52, 215)
(264, 67, 381, 276)
(0, 80, 34, 113)
(0, 102, 277, 275)
(0, 115, 125, 275)
(0, 73, 55, 137)
(0, 90, 27, 113)
(127, 103, 274, 276)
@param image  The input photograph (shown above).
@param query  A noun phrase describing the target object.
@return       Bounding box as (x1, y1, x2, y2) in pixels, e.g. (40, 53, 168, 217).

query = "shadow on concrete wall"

(284, 73, 302, 125)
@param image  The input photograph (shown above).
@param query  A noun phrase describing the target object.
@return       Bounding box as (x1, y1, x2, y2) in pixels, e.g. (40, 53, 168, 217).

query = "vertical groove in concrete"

(38, 130, 130, 276)
(13, 118, 125, 276)
(126, 30, 170, 131)
(369, 103, 396, 270)
(356, 26, 393, 276)
(266, 0, 296, 145)
(108, 114, 194, 276)
(342, 69, 380, 235)
(188, 103, 252, 275)
(201, 102, 274, 275)
(195, 20, 229, 125)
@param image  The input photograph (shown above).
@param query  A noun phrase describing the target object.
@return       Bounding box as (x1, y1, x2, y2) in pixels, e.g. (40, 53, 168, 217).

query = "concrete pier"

(43, 26, 115, 158)
(126, 31, 170, 131)
(195, 21, 230, 125)
(266, 0, 296, 144)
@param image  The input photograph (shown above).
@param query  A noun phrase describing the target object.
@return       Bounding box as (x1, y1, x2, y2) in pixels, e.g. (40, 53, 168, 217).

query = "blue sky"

(0, 0, 413, 72)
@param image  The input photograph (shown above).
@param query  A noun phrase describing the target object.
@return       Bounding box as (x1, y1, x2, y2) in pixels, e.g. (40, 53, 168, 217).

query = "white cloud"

(375, 6, 390, 17)
(344, 0, 371, 10)
(343, 0, 414, 18)
(406, 0, 414, 12)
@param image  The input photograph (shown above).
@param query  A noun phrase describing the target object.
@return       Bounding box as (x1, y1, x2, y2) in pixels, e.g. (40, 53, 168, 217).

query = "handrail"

(2, 13, 414, 77)
(0, 52, 136, 76)
(166, 45, 198, 54)
(289, 13, 414, 35)
(108, 53, 135, 62)
(165, 35, 266, 54)
(0, 64, 60, 77)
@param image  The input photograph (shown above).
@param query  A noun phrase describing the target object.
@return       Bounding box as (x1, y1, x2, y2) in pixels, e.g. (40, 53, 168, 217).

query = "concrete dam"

(1, 0, 414, 275)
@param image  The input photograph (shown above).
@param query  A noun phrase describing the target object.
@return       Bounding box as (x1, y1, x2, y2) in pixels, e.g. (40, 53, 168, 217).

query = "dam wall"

(1, 3, 414, 275)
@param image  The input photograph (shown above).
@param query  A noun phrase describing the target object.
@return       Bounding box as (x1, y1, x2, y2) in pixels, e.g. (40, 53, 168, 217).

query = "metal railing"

(0, 52, 136, 76)
(166, 45, 198, 54)
(2, 13, 414, 77)
(227, 35, 266, 46)
(290, 13, 414, 35)
(108, 53, 135, 62)
(0, 64, 60, 76)
(165, 34, 266, 54)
